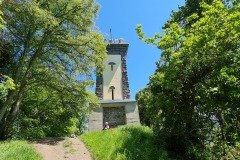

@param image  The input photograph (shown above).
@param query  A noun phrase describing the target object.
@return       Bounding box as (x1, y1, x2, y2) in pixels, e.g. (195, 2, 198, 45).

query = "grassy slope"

(0, 140, 42, 160)
(80, 125, 169, 160)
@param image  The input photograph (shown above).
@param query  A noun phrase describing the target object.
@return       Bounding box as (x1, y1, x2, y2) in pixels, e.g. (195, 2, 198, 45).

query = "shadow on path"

(34, 137, 65, 145)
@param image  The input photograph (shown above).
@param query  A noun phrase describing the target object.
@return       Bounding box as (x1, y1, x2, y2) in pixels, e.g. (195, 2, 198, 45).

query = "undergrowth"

(80, 124, 169, 160)
(0, 140, 42, 160)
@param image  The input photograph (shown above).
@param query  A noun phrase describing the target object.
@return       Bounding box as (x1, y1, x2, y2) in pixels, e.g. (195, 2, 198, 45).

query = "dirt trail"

(34, 137, 92, 160)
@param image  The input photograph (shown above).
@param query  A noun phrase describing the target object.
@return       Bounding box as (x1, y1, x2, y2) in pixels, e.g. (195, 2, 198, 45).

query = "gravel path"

(34, 137, 92, 160)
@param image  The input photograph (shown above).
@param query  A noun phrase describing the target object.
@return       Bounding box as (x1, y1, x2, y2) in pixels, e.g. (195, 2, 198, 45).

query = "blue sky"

(95, 0, 185, 99)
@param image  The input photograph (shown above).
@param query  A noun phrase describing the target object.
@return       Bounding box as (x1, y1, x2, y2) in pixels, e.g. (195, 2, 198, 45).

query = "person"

(103, 122, 110, 130)
(71, 133, 76, 138)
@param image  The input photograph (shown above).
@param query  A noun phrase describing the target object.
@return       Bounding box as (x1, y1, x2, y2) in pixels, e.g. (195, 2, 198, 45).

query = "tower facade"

(89, 39, 140, 132)
(95, 40, 130, 100)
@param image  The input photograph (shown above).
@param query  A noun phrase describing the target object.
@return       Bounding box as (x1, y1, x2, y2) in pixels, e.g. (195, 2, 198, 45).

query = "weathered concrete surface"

(88, 107, 103, 132)
(89, 100, 140, 132)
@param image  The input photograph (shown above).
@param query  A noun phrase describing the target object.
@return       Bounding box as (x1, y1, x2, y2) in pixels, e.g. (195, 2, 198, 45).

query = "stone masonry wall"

(103, 107, 126, 128)
(95, 75, 103, 99)
(121, 55, 130, 99)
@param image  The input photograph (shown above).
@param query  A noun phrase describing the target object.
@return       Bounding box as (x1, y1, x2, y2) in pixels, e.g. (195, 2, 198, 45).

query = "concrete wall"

(88, 107, 103, 132)
(125, 102, 140, 124)
(88, 100, 140, 132)
(102, 55, 123, 100)
(95, 43, 130, 100)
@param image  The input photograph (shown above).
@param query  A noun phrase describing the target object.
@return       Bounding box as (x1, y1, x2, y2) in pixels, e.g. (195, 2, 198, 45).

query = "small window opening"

(108, 62, 116, 71)
(109, 86, 115, 100)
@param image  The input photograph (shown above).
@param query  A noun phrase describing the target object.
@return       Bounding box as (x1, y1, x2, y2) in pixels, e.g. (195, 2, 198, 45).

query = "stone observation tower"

(88, 38, 140, 132)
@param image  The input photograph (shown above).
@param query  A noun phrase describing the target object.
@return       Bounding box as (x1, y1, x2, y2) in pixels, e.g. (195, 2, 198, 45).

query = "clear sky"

(94, 0, 185, 99)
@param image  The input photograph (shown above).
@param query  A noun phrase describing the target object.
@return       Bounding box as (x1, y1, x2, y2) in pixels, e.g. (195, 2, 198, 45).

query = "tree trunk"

(0, 90, 15, 122)
(10, 87, 26, 118)
(0, 117, 8, 140)
(217, 110, 226, 156)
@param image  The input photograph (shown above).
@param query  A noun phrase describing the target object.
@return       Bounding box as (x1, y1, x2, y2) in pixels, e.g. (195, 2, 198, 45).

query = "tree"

(135, 86, 152, 126)
(163, 0, 214, 29)
(136, 0, 240, 159)
(0, 1, 15, 105)
(0, 0, 107, 139)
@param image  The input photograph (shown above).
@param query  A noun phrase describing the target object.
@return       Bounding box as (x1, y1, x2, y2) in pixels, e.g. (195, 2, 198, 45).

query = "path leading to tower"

(34, 137, 92, 160)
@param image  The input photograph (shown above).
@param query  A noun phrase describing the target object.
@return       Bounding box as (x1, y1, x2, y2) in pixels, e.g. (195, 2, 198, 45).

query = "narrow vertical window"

(108, 62, 116, 71)
(110, 86, 115, 100)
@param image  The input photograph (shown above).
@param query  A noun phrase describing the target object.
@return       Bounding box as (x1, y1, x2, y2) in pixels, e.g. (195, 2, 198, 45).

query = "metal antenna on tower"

(110, 28, 112, 42)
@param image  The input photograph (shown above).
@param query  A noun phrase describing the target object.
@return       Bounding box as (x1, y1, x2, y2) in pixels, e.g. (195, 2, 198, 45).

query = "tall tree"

(136, 0, 240, 159)
(135, 86, 153, 127)
(0, 0, 107, 139)
(0, 0, 15, 106)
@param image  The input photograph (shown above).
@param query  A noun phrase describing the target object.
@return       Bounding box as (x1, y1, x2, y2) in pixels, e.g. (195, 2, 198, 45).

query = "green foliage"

(81, 125, 169, 160)
(163, 0, 215, 29)
(136, 0, 240, 159)
(0, 2, 14, 102)
(0, 140, 42, 160)
(135, 86, 153, 126)
(8, 85, 90, 139)
(0, 1, 5, 29)
(0, 0, 107, 139)
(0, 75, 15, 100)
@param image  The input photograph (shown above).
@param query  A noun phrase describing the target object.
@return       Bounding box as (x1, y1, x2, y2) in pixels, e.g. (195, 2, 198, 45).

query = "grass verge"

(80, 124, 169, 160)
(0, 140, 42, 160)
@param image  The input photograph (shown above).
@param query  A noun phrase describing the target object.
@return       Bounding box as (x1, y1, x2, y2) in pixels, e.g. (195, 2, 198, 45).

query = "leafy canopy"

(0, 0, 107, 139)
(136, 0, 240, 159)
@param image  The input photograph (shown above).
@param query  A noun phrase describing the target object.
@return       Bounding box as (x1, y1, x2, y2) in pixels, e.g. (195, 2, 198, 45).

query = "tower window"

(108, 62, 116, 71)
(109, 86, 115, 100)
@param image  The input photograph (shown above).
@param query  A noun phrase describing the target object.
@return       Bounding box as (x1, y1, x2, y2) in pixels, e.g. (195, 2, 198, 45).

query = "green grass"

(63, 139, 73, 147)
(63, 139, 76, 154)
(0, 140, 42, 160)
(80, 125, 169, 160)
